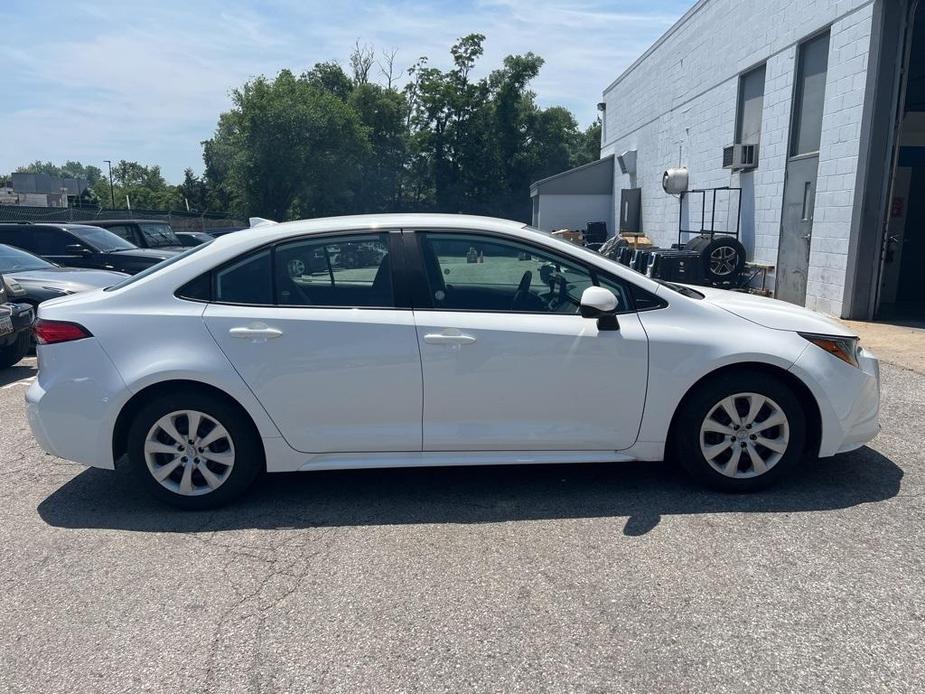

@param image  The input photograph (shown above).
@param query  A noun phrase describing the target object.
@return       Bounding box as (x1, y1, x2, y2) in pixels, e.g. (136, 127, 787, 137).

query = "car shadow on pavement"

(37, 445, 902, 536)
(0, 362, 36, 387)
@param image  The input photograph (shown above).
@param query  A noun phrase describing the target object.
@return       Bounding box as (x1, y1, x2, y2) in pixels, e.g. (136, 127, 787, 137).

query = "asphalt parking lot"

(1, 357, 923, 693)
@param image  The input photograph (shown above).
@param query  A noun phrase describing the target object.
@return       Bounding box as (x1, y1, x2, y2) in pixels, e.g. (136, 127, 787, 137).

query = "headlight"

(799, 333, 860, 368)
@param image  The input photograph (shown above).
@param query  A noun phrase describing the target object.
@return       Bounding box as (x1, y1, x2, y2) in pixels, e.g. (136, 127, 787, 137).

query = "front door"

(203, 231, 423, 454)
(776, 155, 818, 305)
(410, 230, 648, 451)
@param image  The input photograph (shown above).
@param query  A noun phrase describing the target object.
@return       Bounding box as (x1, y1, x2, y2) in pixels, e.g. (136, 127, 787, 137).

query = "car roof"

(225, 213, 525, 242)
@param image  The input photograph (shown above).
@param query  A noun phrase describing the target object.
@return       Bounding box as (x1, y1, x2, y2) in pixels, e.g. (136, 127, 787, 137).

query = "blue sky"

(1, 0, 690, 182)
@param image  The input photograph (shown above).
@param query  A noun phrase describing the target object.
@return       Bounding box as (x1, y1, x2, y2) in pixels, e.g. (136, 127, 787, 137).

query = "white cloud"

(0, 0, 685, 182)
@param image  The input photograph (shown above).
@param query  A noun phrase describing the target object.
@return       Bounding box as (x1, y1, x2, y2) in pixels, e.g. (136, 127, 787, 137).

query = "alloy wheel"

(709, 246, 739, 276)
(699, 392, 790, 478)
(143, 410, 235, 496)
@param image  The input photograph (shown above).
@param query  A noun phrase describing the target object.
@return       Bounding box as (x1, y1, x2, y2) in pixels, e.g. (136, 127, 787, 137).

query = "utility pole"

(104, 160, 115, 208)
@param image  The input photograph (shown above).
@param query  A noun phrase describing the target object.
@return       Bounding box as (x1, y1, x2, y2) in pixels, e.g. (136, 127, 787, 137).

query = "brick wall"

(600, 0, 876, 316)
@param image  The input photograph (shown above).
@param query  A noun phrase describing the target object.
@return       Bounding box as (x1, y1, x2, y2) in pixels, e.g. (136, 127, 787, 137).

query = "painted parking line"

(1, 377, 35, 390)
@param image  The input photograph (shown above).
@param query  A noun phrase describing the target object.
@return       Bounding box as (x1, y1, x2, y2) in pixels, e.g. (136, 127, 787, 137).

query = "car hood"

(107, 248, 178, 260)
(7, 267, 128, 291)
(687, 285, 856, 336)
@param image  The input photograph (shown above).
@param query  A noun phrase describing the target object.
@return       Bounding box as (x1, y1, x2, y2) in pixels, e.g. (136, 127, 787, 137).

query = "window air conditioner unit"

(722, 143, 759, 170)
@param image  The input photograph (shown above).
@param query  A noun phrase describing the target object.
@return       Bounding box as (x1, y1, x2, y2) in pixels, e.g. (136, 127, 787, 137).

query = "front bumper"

(790, 344, 880, 457)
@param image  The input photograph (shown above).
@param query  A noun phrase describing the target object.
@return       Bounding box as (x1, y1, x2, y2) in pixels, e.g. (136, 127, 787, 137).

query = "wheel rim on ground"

(709, 246, 739, 276)
(143, 410, 235, 496)
(699, 392, 790, 478)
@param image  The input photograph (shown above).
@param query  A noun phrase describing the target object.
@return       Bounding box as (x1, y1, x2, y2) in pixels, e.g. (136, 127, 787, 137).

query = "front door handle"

(423, 331, 477, 346)
(229, 324, 283, 343)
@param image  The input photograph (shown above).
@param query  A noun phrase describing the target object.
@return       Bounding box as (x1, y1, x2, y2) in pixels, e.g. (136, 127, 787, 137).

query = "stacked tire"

(684, 234, 746, 285)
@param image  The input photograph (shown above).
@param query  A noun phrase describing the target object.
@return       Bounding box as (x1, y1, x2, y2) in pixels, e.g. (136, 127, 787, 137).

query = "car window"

(107, 241, 214, 292)
(36, 229, 86, 255)
(139, 223, 181, 248)
(420, 232, 629, 314)
(66, 226, 136, 252)
(0, 229, 40, 254)
(104, 224, 136, 243)
(0, 244, 55, 271)
(214, 249, 273, 304)
(274, 233, 393, 307)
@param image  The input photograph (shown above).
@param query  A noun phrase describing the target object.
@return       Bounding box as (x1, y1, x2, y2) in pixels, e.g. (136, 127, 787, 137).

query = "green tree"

(203, 69, 368, 219)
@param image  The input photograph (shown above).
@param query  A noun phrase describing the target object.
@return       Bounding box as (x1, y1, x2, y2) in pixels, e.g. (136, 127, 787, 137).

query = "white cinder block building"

(533, 0, 923, 321)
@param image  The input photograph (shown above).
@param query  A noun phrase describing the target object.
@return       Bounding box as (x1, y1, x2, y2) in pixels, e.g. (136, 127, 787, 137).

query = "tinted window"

(107, 241, 214, 292)
(0, 244, 55, 272)
(0, 228, 41, 254)
(35, 229, 85, 255)
(421, 232, 629, 314)
(139, 223, 181, 248)
(104, 224, 136, 243)
(214, 249, 273, 304)
(66, 225, 136, 251)
(274, 234, 393, 307)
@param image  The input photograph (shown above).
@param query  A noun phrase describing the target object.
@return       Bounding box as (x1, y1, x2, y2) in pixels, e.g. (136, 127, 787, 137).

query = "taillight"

(34, 319, 93, 345)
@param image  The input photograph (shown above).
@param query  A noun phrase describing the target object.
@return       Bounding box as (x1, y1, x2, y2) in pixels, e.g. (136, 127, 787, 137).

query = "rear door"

(203, 230, 424, 454)
(407, 229, 649, 452)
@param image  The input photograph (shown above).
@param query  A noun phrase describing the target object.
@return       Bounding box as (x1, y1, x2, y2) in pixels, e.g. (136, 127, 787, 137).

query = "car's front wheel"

(672, 370, 807, 491)
(126, 390, 262, 509)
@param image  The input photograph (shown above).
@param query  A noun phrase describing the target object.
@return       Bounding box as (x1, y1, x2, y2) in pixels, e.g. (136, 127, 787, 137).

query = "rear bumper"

(26, 338, 127, 469)
(791, 345, 880, 457)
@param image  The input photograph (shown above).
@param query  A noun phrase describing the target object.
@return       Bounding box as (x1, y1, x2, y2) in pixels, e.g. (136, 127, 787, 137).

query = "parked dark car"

(0, 243, 128, 307)
(89, 219, 186, 251)
(0, 223, 179, 275)
(0, 274, 35, 369)
(175, 231, 214, 247)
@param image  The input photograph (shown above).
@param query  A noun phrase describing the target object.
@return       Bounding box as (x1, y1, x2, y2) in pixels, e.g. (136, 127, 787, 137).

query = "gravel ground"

(0, 357, 922, 693)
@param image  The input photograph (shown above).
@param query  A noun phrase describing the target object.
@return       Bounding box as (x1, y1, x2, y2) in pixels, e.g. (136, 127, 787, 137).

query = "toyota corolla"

(26, 214, 880, 508)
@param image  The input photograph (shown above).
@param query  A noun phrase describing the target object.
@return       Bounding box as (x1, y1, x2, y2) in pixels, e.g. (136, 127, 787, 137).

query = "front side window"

(67, 225, 136, 252)
(274, 233, 392, 307)
(420, 232, 629, 314)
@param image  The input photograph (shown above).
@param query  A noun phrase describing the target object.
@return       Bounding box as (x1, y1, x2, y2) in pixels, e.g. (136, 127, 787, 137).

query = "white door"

(203, 232, 423, 453)
(412, 231, 648, 451)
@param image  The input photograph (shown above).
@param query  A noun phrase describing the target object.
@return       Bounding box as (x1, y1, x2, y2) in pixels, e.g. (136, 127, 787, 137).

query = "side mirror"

(579, 286, 620, 331)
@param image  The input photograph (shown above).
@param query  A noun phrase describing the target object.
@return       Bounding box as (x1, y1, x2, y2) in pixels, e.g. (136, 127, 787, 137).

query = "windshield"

(0, 244, 55, 272)
(140, 222, 181, 248)
(104, 240, 214, 291)
(67, 225, 137, 252)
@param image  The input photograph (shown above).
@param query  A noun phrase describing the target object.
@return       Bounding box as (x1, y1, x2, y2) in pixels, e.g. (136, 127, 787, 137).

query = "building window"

(790, 31, 831, 157)
(735, 64, 767, 146)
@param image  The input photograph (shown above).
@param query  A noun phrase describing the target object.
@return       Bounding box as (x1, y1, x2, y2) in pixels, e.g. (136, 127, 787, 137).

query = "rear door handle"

(423, 332, 477, 345)
(229, 324, 283, 342)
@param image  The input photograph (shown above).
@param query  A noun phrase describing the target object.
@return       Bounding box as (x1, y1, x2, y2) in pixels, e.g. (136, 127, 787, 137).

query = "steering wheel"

(517, 270, 532, 294)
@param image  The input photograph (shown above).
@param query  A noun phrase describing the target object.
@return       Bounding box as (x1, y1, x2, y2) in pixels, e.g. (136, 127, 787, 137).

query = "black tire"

(684, 234, 746, 284)
(0, 332, 30, 369)
(126, 389, 263, 509)
(671, 370, 807, 492)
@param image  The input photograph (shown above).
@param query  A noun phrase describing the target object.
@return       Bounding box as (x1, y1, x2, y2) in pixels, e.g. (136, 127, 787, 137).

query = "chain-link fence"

(0, 205, 244, 233)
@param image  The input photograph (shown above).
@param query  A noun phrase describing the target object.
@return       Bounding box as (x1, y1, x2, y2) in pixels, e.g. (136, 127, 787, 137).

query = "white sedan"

(26, 214, 880, 508)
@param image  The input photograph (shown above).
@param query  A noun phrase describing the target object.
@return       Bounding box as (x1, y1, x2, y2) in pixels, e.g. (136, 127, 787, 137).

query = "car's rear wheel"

(126, 391, 262, 509)
(672, 370, 807, 491)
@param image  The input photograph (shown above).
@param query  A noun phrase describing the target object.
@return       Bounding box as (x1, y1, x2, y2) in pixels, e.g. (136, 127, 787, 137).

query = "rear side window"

(104, 224, 135, 242)
(274, 234, 393, 307)
(214, 249, 272, 304)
